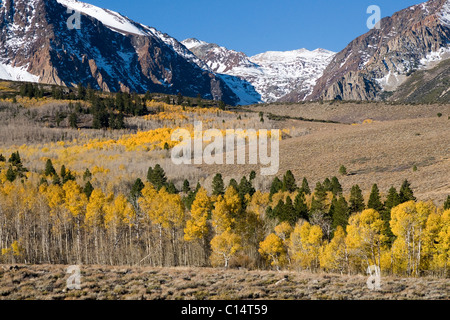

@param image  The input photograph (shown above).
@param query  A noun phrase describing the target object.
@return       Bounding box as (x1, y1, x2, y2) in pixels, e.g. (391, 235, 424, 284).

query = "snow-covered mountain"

(183, 38, 336, 103)
(308, 0, 450, 101)
(0, 0, 239, 104)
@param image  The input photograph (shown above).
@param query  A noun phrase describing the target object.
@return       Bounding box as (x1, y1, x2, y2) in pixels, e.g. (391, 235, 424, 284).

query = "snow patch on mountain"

(419, 45, 450, 68)
(0, 63, 40, 82)
(183, 39, 336, 103)
(438, 0, 450, 26)
(183, 38, 208, 50)
(218, 74, 262, 106)
(56, 0, 145, 35)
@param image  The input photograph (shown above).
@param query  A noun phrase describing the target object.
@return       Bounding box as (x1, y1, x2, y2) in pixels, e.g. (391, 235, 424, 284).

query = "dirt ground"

(0, 264, 448, 300)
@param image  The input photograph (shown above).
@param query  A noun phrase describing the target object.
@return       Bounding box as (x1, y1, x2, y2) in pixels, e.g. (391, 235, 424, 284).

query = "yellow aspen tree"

(44, 184, 68, 260)
(63, 180, 87, 218)
(210, 186, 244, 268)
(211, 187, 240, 234)
(104, 194, 134, 264)
(139, 183, 164, 265)
(63, 181, 87, 263)
(85, 189, 107, 264)
(390, 201, 435, 276)
(223, 186, 242, 219)
(422, 210, 442, 272)
(289, 222, 323, 271)
(345, 209, 386, 273)
(259, 233, 287, 270)
(184, 187, 211, 264)
(104, 194, 134, 229)
(156, 188, 185, 266)
(241, 190, 269, 267)
(140, 185, 184, 266)
(210, 229, 242, 268)
(319, 226, 348, 273)
(85, 189, 106, 228)
(247, 190, 270, 220)
(184, 187, 210, 242)
(274, 221, 293, 242)
(429, 209, 450, 275)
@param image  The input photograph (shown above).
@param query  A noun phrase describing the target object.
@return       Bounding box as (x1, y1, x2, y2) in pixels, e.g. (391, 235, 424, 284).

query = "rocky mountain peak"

(0, 0, 239, 104)
(307, 0, 450, 101)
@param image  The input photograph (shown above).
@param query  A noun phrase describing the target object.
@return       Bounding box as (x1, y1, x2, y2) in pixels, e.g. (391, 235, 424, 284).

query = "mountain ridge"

(0, 0, 240, 105)
(182, 38, 336, 104)
(307, 0, 450, 102)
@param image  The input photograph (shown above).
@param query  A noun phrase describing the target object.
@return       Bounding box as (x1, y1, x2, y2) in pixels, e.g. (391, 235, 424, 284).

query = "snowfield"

(0, 63, 39, 83)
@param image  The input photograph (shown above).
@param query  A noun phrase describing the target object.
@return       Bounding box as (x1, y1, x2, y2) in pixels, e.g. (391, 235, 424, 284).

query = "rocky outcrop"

(308, 0, 450, 101)
(0, 0, 239, 105)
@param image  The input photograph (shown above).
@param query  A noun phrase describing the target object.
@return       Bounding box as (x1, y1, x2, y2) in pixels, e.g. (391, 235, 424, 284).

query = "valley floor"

(0, 264, 448, 300)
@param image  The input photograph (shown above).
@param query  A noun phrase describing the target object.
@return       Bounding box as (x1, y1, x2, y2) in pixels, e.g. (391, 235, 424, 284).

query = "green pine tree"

(52, 174, 61, 186)
(331, 176, 343, 195)
(323, 178, 332, 192)
(283, 196, 297, 225)
(399, 179, 416, 203)
(367, 184, 384, 213)
(384, 186, 400, 212)
(349, 184, 365, 213)
(294, 191, 309, 222)
(269, 177, 283, 199)
(300, 177, 311, 195)
(45, 159, 56, 177)
(167, 182, 178, 194)
(444, 196, 450, 210)
(69, 112, 78, 129)
(282, 170, 297, 192)
(212, 173, 225, 196)
(229, 179, 239, 192)
(60, 165, 67, 181)
(271, 200, 285, 221)
(150, 164, 168, 190)
(310, 182, 327, 212)
(83, 181, 94, 199)
(331, 196, 350, 231)
(83, 168, 92, 181)
(131, 178, 145, 199)
(6, 167, 16, 182)
(182, 179, 190, 193)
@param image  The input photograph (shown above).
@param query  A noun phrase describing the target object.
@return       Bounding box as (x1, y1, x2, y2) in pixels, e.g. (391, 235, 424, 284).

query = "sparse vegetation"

(0, 83, 449, 301)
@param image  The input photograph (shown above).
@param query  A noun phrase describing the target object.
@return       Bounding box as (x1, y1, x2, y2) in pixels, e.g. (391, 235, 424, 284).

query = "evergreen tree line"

(1, 153, 449, 276)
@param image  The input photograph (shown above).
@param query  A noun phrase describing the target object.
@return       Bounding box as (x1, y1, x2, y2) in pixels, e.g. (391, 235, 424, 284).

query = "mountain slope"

(308, 0, 450, 101)
(388, 50, 450, 103)
(0, 0, 239, 104)
(183, 39, 336, 103)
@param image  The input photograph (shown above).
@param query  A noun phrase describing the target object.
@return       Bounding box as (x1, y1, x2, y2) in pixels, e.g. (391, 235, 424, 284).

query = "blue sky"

(86, 0, 425, 56)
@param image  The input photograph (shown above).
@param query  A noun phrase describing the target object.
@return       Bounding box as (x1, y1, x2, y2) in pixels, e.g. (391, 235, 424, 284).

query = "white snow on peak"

(251, 48, 334, 63)
(439, 0, 450, 26)
(182, 38, 208, 50)
(182, 39, 336, 103)
(0, 63, 40, 83)
(56, 1, 210, 70)
(56, 0, 145, 35)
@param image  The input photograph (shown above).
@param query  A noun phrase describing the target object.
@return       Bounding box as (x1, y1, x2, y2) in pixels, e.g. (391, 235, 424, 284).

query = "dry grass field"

(247, 101, 450, 124)
(198, 102, 450, 204)
(0, 264, 448, 300)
